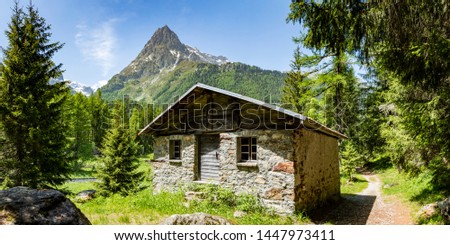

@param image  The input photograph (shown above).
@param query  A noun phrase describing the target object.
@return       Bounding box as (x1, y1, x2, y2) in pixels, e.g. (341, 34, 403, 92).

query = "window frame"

(169, 140, 182, 160)
(238, 137, 257, 162)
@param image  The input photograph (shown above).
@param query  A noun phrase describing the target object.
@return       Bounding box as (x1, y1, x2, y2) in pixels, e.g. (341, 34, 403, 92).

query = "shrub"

(236, 193, 264, 213)
(186, 183, 265, 213)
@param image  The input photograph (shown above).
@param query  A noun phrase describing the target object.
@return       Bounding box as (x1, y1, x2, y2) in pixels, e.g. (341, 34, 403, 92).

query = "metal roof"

(139, 83, 347, 139)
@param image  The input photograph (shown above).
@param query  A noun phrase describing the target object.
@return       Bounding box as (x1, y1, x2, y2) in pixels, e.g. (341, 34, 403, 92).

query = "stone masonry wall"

(152, 135, 196, 191)
(152, 130, 296, 213)
(218, 130, 296, 214)
(293, 128, 340, 211)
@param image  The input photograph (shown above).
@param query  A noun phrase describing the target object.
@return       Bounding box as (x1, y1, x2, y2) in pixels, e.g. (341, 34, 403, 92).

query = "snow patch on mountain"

(68, 81, 94, 96)
(185, 45, 229, 65)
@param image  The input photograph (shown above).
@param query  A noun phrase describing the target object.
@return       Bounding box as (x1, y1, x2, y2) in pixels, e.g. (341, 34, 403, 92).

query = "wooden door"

(199, 134, 220, 181)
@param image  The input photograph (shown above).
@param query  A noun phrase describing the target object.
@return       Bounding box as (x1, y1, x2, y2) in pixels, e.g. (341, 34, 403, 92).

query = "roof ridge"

(139, 83, 347, 139)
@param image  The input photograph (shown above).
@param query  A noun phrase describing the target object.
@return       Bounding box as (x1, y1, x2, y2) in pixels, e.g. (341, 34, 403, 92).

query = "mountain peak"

(147, 25, 184, 51)
(117, 26, 230, 82)
(101, 26, 285, 103)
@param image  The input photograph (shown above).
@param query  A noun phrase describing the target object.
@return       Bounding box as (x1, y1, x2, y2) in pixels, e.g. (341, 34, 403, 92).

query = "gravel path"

(314, 172, 413, 225)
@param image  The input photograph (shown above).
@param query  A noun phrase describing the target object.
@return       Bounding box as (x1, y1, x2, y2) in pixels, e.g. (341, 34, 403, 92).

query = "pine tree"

(68, 92, 92, 160)
(129, 108, 141, 134)
(89, 90, 109, 153)
(283, 51, 361, 139)
(288, 0, 450, 190)
(353, 67, 387, 160)
(341, 141, 363, 182)
(96, 102, 143, 196)
(323, 55, 360, 138)
(282, 47, 335, 117)
(0, 2, 70, 188)
(129, 107, 143, 155)
(283, 47, 318, 113)
(282, 49, 365, 181)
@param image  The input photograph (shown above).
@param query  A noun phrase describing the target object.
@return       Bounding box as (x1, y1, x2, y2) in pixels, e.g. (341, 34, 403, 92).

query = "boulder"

(233, 210, 247, 218)
(75, 190, 96, 203)
(383, 183, 397, 189)
(437, 197, 450, 222)
(0, 186, 91, 225)
(417, 197, 450, 224)
(160, 213, 231, 225)
(417, 203, 438, 221)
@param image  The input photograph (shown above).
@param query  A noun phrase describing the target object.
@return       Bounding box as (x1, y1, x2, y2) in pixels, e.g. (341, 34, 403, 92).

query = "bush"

(236, 193, 264, 213)
(429, 158, 450, 193)
(186, 184, 265, 213)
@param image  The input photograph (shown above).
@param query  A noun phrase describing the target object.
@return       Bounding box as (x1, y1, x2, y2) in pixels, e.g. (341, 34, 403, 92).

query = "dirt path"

(314, 172, 414, 225)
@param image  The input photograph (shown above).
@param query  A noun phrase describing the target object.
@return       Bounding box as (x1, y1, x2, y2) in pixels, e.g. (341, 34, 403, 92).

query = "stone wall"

(218, 130, 295, 214)
(152, 128, 341, 214)
(152, 135, 196, 191)
(152, 130, 296, 213)
(293, 128, 340, 211)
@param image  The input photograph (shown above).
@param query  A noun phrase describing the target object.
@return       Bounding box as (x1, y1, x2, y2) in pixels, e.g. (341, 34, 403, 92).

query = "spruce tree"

(0, 2, 70, 188)
(96, 102, 143, 196)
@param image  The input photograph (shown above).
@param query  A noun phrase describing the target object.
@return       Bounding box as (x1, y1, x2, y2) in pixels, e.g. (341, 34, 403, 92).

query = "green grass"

(376, 168, 447, 224)
(75, 188, 187, 224)
(377, 168, 446, 208)
(3, 154, 309, 225)
(65, 180, 310, 225)
(70, 154, 154, 179)
(340, 174, 369, 195)
(61, 181, 96, 194)
(70, 158, 102, 178)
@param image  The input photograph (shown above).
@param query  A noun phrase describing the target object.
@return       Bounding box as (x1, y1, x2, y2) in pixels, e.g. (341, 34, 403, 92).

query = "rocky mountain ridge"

(117, 25, 229, 82)
(101, 25, 285, 103)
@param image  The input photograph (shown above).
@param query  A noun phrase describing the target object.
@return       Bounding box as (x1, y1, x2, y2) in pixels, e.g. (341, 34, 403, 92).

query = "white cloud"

(92, 79, 109, 91)
(75, 19, 118, 77)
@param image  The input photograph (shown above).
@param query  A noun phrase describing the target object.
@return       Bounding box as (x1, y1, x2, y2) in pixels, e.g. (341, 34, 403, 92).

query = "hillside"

(101, 26, 285, 103)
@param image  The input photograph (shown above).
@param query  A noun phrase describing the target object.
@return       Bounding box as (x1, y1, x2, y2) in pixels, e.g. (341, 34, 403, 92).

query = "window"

(169, 140, 181, 160)
(239, 137, 257, 161)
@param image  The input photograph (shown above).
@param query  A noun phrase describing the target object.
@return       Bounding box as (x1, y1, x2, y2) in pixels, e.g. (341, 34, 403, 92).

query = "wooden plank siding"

(150, 90, 302, 136)
(140, 83, 347, 140)
(199, 134, 220, 181)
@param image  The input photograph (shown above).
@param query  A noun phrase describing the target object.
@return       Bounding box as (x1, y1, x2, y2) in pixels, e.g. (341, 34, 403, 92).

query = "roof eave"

(139, 83, 348, 140)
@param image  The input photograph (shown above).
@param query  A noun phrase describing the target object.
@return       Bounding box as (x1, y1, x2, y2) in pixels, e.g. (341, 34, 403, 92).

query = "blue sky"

(0, 0, 300, 88)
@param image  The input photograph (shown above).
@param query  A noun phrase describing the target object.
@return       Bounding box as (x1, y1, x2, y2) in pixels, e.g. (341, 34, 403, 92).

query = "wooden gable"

(139, 83, 346, 139)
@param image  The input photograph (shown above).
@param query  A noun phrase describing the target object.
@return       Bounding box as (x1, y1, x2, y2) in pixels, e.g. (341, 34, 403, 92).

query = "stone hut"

(139, 83, 346, 213)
